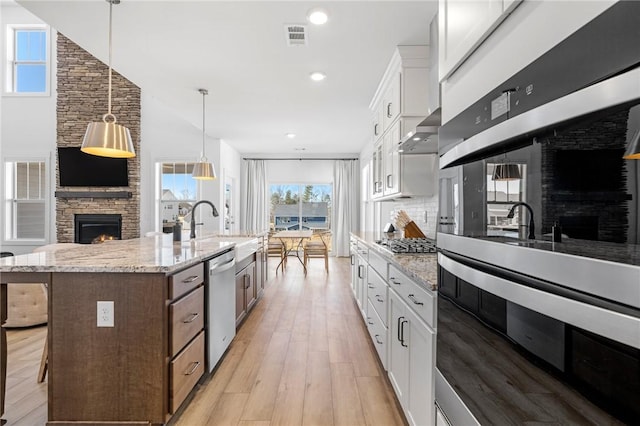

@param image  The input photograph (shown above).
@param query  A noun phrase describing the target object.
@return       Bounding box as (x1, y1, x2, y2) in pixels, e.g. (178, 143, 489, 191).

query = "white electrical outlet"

(97, 301, 114, 327)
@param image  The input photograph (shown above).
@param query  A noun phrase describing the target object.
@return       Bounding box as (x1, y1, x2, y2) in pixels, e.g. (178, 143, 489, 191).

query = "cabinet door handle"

(182, 312, 199, 323)
(374, 123, 379, 136)
(387, 102, 393, 118)
(358, 265, 364, 279)
(350, 254, 355, 265)
(182, 275, 199, 283)
(397, 316, 404, 342)
(408, 294, 424, 306)
(376, 295, 384, 303)
(386, 174, 393, 188)
(400, 319, 408, 347)
(245, 274, 251, 289)
(374, 334, 383, 345)
(184, 361, 201, 376)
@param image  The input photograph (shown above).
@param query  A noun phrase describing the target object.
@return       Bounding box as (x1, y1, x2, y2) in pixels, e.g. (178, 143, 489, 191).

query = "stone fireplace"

(74, 214, 122, 244)
(55, 34, 140, 242)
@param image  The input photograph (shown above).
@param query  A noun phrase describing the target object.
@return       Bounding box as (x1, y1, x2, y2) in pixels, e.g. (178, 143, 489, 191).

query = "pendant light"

(81, 0, 135, 159)
(492, 163, 522, 181)
(192, 88, 216, 180)
(623, 130, 640, 160)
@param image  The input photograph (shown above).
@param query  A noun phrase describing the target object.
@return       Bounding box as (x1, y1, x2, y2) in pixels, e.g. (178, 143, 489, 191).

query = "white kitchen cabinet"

(439, 0, 521, 81)
(382, 71, 402, 131)
(383, 121, 401, 196)
(388, 279, 436, 426)
(372, 140, 384, 198)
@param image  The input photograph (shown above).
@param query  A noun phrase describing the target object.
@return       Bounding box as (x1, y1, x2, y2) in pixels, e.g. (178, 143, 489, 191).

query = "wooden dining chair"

(267, 232, 287, 273)
(303, 230, 330, 272)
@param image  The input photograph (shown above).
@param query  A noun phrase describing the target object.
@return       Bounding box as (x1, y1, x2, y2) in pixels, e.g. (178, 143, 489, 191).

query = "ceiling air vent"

(284, 24, 308, 47)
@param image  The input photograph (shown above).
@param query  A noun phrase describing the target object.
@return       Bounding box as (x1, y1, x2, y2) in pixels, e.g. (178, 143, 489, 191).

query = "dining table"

(272, 230, 313, 275)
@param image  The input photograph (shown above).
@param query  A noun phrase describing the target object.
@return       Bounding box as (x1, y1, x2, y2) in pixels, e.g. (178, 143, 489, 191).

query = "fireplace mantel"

(55, 191, 132, 199)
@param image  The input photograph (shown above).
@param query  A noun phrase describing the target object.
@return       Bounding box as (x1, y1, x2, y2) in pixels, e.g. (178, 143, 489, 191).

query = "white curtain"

(241, 159, 269, 233)
(333, 159, 359, 256)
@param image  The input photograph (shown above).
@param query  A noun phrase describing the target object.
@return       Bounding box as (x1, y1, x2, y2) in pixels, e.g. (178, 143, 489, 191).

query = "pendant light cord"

(107, 0, 113, 116)
(199, 88, 208, 159)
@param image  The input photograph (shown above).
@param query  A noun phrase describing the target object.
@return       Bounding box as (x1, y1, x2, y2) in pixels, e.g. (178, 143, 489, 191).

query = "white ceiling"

(16, 0, 437, 157)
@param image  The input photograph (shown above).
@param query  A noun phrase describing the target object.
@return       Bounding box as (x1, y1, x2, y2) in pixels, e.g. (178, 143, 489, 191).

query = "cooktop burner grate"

(376, 238, 437, 254)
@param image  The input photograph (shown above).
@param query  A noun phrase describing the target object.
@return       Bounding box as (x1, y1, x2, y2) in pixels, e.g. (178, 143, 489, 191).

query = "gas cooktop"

(376, 238, 437, 254)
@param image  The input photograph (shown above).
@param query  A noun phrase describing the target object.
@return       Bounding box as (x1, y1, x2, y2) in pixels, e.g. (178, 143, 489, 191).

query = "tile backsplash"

(388, 194, 439, 239)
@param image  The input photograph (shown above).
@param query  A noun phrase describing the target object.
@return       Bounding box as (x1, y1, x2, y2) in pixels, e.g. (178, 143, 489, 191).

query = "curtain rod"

(243, 157, 358, 161)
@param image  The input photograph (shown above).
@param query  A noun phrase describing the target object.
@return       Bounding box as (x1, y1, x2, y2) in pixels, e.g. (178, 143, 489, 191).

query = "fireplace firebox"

(74, 214, 122, 244)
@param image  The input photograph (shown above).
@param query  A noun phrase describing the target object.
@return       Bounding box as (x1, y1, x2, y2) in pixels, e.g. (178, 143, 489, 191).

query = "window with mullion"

(8, 27, 48, 93)
(4, 160, 46, 240)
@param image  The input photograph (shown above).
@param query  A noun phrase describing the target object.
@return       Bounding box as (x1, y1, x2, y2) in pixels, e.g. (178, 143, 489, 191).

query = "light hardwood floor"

(3, 257, 406, 426)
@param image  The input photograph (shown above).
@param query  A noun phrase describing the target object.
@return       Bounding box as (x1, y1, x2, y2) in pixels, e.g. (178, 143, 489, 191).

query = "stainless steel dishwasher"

(205, 248, 236, 372)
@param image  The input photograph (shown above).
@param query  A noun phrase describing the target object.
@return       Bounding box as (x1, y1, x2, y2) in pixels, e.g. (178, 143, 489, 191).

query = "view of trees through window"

(270, 184, 332, 231)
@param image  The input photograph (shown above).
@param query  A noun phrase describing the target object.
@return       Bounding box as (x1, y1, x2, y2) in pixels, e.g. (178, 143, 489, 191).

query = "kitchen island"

(0, 233, 243, 425)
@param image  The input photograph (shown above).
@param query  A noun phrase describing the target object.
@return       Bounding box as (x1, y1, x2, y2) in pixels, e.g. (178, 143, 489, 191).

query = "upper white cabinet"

(369, 46, 436, 200)
(439, 0, 522, 81)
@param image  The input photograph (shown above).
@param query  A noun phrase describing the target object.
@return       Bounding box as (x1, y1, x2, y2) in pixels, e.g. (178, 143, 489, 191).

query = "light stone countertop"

(350, 232, 438, 291)
(0, 232, 246, 274)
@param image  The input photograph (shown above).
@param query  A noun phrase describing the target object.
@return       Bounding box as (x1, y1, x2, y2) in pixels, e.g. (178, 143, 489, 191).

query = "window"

(158, 162, 198, 230)
(4, 160, 47, 240)
(486, 163, 526, 235)
(6, 26, 48, 94)
(270, 184, 332, 231)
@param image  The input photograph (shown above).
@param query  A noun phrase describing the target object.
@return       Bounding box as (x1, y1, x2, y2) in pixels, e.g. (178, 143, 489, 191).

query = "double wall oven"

(436, 2, 640, 425)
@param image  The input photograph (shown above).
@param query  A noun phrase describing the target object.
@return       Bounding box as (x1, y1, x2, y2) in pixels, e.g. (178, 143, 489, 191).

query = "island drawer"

(169, 285, 205, 357)
(170, 330, 205, 414)
(170, 262, 204, 300)
(388, 265, 435, 328)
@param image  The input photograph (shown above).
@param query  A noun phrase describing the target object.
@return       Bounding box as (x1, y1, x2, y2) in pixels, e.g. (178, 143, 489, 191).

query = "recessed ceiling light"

(413, 137, 421, 141)
(310, 72, 326, 81)
(286, 133, 296, 139)
(307, 9, 328, 25)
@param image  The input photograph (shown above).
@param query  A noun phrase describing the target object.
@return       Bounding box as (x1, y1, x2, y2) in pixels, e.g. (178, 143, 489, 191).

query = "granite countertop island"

(350, 231, 438, 291)
(0, 231, 269, 274)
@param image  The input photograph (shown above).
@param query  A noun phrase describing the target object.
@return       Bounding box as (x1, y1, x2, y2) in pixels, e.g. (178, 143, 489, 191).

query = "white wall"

(0, 4, 57, 254)
(441, 0, 616, 124)
(140, 93, 240, 236)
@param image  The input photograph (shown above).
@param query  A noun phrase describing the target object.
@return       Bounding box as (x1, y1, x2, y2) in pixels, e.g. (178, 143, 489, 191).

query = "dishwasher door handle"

(209, 258, 236, 275)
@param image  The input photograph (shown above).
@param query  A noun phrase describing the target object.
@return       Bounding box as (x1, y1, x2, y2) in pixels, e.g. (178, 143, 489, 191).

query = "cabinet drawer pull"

(376, 295, 384, 303)
(367, 318, 374, 325)
(368, 284, 375, 289)
(184, 361, 201, 376)
(182, 313, 199, 323)
(390, 277, 401, 286)
(182, 275, 200, 283)
(374, 334, 383, 345)
(408, 294, 424, 306)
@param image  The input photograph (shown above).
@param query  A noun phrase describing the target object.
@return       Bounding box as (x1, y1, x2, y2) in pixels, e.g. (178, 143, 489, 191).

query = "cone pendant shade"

(623, 130, 640, 160)
(192, 161, 216, 180)
(192, 88, 216, 180)
(492, 164, 521, 181)
(81, 0, 135, 159)
(82, 119, 135, 158)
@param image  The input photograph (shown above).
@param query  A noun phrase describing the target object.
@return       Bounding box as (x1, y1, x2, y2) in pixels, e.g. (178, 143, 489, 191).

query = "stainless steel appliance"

(206, 248, 236, 372)
(436, 3, 640, 424)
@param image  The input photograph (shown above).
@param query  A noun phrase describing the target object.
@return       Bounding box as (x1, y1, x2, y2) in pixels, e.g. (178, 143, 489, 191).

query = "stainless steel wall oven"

(436, 2, 640, 424)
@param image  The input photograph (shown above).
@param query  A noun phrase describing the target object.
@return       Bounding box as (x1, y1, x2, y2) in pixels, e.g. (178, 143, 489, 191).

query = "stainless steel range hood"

(398, 110, 440, 154)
